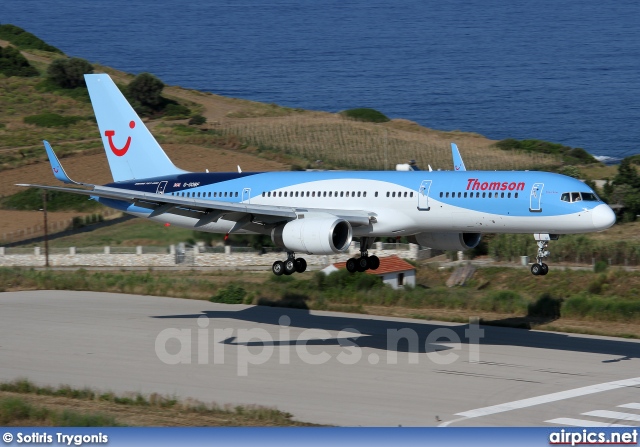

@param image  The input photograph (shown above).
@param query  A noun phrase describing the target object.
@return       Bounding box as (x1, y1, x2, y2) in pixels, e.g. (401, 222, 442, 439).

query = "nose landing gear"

(530, 234, 557, 276)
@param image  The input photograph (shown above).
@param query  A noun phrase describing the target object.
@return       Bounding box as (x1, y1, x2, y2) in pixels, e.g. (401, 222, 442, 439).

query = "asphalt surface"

(1, 290, 639, 427)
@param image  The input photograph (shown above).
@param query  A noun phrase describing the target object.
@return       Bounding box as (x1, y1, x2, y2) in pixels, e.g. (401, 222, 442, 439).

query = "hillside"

(0, 32, 611, 242)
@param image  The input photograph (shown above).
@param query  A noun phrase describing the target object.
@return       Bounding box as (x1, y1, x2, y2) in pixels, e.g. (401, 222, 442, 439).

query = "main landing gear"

(530, 234, 556, 276)
(272, 252, 307, 276)
(346, 237, 380, 273)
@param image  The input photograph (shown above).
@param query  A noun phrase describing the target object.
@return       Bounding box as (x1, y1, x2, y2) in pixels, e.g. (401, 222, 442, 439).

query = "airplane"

(18, 74, 616, 277)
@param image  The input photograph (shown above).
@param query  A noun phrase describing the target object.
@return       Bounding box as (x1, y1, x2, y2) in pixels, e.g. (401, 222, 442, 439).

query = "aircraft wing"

(16, 183, 375, 229)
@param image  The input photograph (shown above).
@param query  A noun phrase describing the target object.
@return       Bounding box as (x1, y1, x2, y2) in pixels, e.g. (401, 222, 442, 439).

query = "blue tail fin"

(451, 143, 467, 171)
(84, 74, 186, 182)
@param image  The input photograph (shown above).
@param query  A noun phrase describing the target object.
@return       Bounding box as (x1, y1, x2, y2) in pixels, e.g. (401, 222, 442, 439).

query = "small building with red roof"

(322, 255, 416, 289)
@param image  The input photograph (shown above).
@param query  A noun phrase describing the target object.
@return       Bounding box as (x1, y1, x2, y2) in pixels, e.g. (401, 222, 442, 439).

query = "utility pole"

(42, 190, 49, 267)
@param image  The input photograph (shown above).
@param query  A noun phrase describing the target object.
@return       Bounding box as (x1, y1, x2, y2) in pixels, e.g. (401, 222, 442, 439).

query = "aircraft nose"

(592, 204, 616, 230)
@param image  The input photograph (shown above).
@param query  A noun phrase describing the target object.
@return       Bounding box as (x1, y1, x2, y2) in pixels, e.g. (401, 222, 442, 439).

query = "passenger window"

(508, 192, 511, 198)
(374, 192, 378, 197)
(235, 192, 238, 197)
(386, 192, 390, 197)
(515, 192, 519, 198)
(501, 192, 504, 198)
(440, 192, 443, 198)
(457, 192, 461, 198)
(410, 192, 413, 197)
(363, 192, 367, 197)
(323, 191, 327, 197)
(392, 192, 396, 198)
(488, 193, 492, 198)
(358, 192, 361, 197)
(464, 192, 467, 198)
(446, 192, 449, 198)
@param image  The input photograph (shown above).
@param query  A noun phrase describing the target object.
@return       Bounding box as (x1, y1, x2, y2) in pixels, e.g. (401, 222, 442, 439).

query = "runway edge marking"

(439, 376, 640, 427)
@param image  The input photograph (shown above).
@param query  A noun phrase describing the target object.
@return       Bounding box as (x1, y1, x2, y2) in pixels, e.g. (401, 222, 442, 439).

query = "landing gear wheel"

(272, 261, 285, 276)
(284, 259, 296, 275)
(531, 263, 541, 276)
(346, 258, 358, 273)
(540, 263, 549, 276)
(295, 258, 307, 273)
(368, 255, 380, 270)
(357, 257, 369, 272)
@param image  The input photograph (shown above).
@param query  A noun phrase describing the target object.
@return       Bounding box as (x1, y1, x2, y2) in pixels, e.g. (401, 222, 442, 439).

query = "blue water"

(4, 0, 640, 162)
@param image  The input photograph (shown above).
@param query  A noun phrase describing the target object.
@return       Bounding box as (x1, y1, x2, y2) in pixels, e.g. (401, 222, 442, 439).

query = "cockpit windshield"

(561, 192, 601, 203)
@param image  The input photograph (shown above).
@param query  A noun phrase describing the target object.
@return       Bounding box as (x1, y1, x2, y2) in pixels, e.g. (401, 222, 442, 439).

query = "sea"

(3, 0, 640, 163)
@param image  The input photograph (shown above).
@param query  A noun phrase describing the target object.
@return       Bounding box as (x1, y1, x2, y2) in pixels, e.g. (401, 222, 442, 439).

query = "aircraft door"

(418, 180, 432, 211)
(242, 188, 251, 203)
(529, 182, 544, 212)
(156, 181, 168, 194)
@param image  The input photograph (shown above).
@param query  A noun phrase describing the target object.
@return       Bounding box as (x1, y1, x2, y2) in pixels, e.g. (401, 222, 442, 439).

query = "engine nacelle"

(271, 217, 352, 255)
(412, 232, 482, 251)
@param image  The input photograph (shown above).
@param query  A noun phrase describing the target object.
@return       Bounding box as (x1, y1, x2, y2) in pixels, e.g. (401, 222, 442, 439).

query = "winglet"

(451, 143, 466, 171)
(43, 140, 81, 184)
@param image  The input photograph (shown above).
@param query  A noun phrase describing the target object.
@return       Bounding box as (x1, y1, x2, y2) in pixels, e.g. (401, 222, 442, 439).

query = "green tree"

(0, 45, 39, 77)
(614, 157, 640, 189)
(127, 73, 164, 108)
(47, 57, 94, 88)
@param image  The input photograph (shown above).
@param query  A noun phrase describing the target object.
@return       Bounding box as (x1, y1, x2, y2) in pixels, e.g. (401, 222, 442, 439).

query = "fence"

(0, 243, 433, 268)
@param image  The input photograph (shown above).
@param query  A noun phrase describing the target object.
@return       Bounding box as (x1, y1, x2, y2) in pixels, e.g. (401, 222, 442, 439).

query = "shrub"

(210, 284, 246, 304)
(188, 114, 207, 126)
(164, 103, 191, 117)
(340, 108, 390, 123)
(127, 72, 164, 108)
(47, 58, 94, 88)
(594, 260, 608, 273)
(495, 138, 598, 164)
(23, 113, 84, 127)
(0, 45, 39, 77)
(0, 24, 62, 53)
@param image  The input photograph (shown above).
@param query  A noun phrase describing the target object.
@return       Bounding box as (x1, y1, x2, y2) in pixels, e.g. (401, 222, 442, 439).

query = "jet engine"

(412, 232, 481, 251)
(271, 217, 352, 255)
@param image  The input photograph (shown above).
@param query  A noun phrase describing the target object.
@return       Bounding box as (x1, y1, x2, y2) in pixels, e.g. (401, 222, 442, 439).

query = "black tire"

(346, 258, 358, 273)
(284, 259, 296, 275)
(368, 255, 380, 270)
(540, 263, 549, 276)
(272, 261, 285, 276)
(531, 263, 541, 276)
(295, 258, 307, 273)
(357, 257, 368, 272)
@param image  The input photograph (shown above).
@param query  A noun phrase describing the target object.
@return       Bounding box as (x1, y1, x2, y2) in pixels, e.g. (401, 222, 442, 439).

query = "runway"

(1, 290, 639, 427)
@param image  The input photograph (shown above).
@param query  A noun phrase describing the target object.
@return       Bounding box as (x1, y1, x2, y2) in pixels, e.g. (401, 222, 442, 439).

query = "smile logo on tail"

(105, 121, 135, 157)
